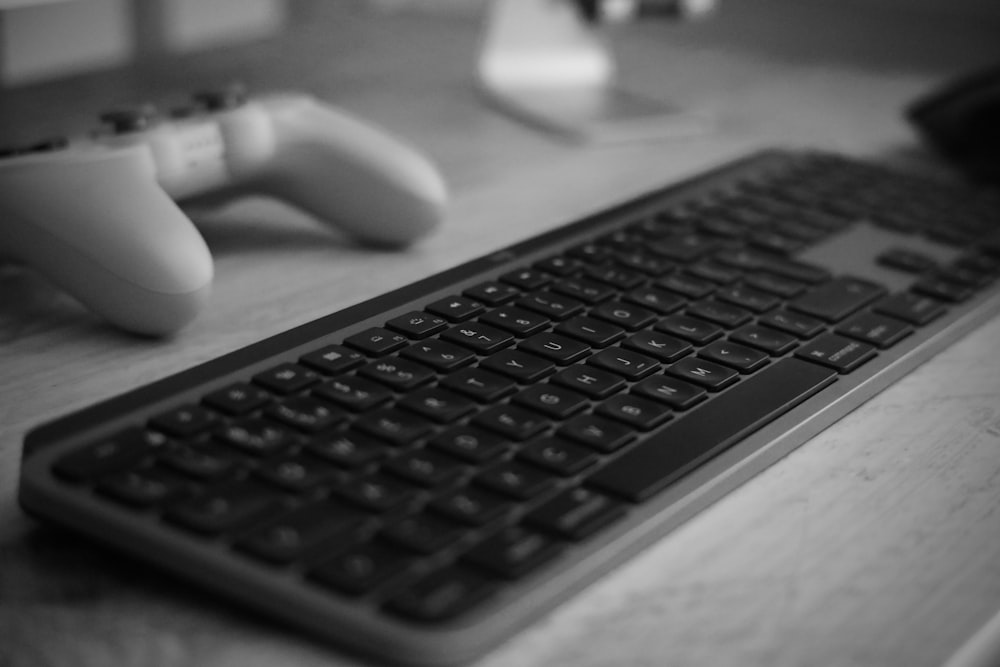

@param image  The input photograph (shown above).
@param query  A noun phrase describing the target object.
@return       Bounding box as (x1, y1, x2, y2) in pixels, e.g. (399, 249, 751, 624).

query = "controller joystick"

(0, 88, 448, 336)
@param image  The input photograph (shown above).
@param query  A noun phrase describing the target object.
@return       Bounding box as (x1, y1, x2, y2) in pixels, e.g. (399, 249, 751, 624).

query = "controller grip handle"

(0, 150, 213, 335)
(261, 97, 448, 247)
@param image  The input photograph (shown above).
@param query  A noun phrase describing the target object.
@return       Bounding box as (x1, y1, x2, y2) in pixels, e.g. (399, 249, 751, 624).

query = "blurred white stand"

(477, 0, 712, 143)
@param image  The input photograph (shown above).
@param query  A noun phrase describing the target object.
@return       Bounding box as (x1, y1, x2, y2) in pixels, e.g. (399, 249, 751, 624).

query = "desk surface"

(3, 2, 1000, 666)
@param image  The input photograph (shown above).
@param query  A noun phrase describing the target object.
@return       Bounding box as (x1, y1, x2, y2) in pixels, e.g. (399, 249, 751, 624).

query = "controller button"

(0, 145, 29, 159)
(0, 137, 65, 159)
(30, 137, 69, 153)
(99, 105, 159, 134)
(192, 83, 247, 111)
(170, 105, 202, 119)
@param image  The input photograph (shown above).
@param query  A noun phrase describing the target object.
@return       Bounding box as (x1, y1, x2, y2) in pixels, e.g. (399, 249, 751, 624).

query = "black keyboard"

(19, 150, 1000, 665)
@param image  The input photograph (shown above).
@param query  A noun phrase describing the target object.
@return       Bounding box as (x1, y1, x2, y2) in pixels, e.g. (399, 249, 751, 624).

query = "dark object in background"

(908, 63, 1000, 187)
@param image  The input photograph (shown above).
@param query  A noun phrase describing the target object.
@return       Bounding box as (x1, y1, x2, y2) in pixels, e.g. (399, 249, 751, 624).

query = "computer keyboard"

(18, 149, 1000, 665)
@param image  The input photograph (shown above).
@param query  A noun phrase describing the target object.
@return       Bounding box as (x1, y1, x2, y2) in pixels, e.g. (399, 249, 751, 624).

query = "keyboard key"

(236, 501, 366, 564)
(567, 240, 615, 263)
(306, 431, 389, 468)
(656, 273, 716, 300)
(596, 395, 673, 430)
(359, 358, 435, 391)
(912, 275, 974, 302)
(613, 251, 674, 276)
(534, 255, 582, 277)
(463, 526, 562, 579)
(380, 513, 465, 554)
(479, 306, 550, 337)
(518, 438, 598, 476)
(334, 474, 420, 513)
(354, 408, 435, 446)
(384, 450, 466, 488)
(150, 404, 217, 438)
(551, 365, 626, 399)
(300, 344, 366, 375)
(632, 375, 707, 410)
(481, 350, 557, 383)
(253, 363, 320, 394)
(587, 348, 660, 380)
(590, 301, 657, 330)
(265, 397, 345, 433)
(795, 333, 877, 373)
(516, 291, 585, 320)
(429, 486, 512, 526)
(729, 324, 798, 355)
(551, 277, 616, 304)
(877, 248, 938, 274)
(165, 481, 281, 535)
(463, 281, 520, 306)
(203, 382, 271, 415)
(96, 468, 183, 507)
(623, 286, 685, 314)
(430, 427, 510, 463)
(473, 405, 550, 441)
(475, 461, 555, 500)
(385, 311, 449, 339)
(344, 328, 409, 356)
(713, 248, 772, 272)
(518, 333, 590, 365)
(835, 311, 913, 348)
(742, 271, 807, 298)
(400, 339, 476, 372)
(525, 488, 626, 540)
(698, 340, 769, 373)
(313, 375, 393, 411)
(555, 315, 626, 347)
(426, 296, 486, 322)
(442, 322, 515, 354)
(655, 314, 723, 345)
(650, 234, 719, 262)
(790, 277, 887, 322)
(441, 368, 517, 402)
(499, 268, 551, 290)
(385, 567, 496, 622)
(254, 453, 342, 492)
(53, 428, 166, 482)
(758, 309, 825, 339)
(759, 257, 830, 284)
(397, 387, 477, 423)
(939, 264, 993, 288)
(666, 357, 739, 390)
(558, 414, 635, 452)
(583, 266, 645, 290)
(873, 292, 947, 325)
(622, 330, 692, 363)
(512, 385, 589, 419)
(159, 441, 237, 479)
(748, 230, 804, 255)
(684, 261, 741, 285)
(715, 284, 780, 313)
(588, 359, 836, 501)
(310, 542, 413, 596)
(686, 300, 753, 329)
(215, 418, 296, 456)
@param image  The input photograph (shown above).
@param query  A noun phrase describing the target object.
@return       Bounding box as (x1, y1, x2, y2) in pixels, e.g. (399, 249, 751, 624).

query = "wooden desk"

(2, 2, 1000, 665)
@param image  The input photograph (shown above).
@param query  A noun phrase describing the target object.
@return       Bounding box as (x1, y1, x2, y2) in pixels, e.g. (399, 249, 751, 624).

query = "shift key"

(587, 359, 836, 502)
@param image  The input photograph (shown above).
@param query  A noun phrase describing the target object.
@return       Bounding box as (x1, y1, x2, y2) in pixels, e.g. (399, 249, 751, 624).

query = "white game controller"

(0, 86, 448, 336)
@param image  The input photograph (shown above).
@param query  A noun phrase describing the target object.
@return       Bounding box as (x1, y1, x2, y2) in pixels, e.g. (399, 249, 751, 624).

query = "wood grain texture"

(2, 1, 1000, 665)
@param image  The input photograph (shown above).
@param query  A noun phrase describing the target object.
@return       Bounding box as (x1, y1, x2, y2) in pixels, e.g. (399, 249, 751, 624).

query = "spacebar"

(586, 359, 837, 502)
